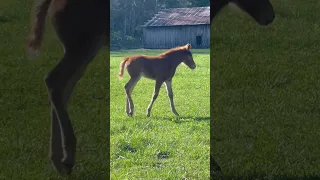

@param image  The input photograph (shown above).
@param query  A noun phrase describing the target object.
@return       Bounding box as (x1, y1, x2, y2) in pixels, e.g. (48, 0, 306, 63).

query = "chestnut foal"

(25, 0, 108, 174)
(210, 0, 275, 177)
(117, 44, 196, 117)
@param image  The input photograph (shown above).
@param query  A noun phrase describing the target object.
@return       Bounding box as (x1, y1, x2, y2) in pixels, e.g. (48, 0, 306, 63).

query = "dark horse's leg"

(164, 80, 179, 116)
(46, 6, 106, 174)
(211, 155, 222, 178)
(146, 78, 163, 117)
(46, 45, 103, 173)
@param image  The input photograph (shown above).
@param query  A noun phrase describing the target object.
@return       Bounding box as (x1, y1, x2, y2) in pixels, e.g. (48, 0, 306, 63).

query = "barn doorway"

(196, 35, 202, 47)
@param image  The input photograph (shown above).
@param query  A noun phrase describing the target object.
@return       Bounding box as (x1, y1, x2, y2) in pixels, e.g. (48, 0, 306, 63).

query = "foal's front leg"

(164, 80, 179, 116)
(146, 79, 163, 117)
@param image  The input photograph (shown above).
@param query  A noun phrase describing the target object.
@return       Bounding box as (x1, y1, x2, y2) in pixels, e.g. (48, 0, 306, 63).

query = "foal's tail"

(117, 57, 129, 80)
(25, 0, 53, 58)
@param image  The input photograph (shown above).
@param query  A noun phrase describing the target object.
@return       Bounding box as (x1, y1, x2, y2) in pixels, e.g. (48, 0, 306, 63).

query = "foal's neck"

(163, 51, 185, 68)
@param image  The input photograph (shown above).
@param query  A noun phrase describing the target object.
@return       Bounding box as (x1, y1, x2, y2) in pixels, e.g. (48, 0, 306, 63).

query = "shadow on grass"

(60, 169, 108, 180)
(0, 14, 18, 24)
(212, 173, 320, 180)
(47, 164, 108, 180)
(74, 170, 108, 180)
(152, 115, 210, 123)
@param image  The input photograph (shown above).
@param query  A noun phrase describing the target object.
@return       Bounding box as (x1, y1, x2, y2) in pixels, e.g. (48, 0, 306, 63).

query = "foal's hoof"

(211, 166, 222, 179)
(51, 160, 64, 173)
(212, 170, 223, 179)
(51, 161, 74, 175)
(127, 112, 133, 117)
(61, 163, 74, 175)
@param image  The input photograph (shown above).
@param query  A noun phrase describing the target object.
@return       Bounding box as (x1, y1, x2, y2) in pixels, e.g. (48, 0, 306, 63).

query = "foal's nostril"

(266, 17, 274, 25)
(260, 16, 274, 26)
(266, 14, 275, 24)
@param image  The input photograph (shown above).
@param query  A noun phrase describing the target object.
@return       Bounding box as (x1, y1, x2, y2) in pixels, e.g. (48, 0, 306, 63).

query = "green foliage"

(110, 0, 209, 49)
(110, 31, 141, 49)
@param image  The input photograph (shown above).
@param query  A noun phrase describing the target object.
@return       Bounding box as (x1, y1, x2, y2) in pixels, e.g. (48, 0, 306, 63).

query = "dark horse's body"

(211, 0, 275, 25)
(210, 0, 275, 178)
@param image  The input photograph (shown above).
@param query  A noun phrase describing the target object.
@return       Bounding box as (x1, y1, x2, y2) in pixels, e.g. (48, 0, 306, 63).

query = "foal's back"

(126, 54, 174, 80)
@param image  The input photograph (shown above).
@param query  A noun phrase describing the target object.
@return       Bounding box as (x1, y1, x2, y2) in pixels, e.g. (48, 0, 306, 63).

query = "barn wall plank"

(143, 25, 210, 49)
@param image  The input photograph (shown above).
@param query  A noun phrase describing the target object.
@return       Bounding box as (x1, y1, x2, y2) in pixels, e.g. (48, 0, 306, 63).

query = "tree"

(110, 0, 209, 49)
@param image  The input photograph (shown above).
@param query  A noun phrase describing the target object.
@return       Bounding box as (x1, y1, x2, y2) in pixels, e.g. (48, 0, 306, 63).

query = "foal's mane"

(159, 45, 189, 56)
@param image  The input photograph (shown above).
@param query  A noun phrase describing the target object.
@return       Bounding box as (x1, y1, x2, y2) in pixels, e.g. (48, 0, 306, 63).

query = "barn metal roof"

(143, 6, 210, 27)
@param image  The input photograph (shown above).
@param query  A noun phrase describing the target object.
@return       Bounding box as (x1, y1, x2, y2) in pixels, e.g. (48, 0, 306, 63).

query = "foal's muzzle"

(259, 13, 275, 26)
(190, 64, 196, 70)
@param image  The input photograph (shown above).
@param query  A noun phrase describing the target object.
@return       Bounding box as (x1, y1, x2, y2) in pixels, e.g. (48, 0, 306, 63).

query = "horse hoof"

(62, 163, 74, 175)
(127, 112, 133, 117)
(212, 166, 222, 179)
(51, 160, 64, 173)
(146, 114, 150, 117)
(212, 170, 223, 179)
(51, 161, 74, 175)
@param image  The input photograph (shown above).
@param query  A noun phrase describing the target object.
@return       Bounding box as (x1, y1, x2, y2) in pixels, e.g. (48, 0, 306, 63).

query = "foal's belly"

(140, 60, 172, 80)
(141, 70, 156, 80)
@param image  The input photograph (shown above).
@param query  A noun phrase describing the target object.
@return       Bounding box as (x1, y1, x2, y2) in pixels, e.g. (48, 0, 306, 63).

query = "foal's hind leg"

(124, 76, 140, 116)
(126, 98, 130, 115)
(146, 79, 163, 117)
(164, 80, 179, 116)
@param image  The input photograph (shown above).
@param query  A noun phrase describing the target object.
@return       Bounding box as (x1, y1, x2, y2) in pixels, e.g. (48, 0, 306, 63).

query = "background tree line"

(110, 0, 209, 49)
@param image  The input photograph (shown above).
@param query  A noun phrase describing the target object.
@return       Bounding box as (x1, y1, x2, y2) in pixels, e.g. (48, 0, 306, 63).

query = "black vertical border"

(106, 0, 111, 178)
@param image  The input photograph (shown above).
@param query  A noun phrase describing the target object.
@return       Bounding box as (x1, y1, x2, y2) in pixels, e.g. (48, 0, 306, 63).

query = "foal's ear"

(185, 43, 191, 50)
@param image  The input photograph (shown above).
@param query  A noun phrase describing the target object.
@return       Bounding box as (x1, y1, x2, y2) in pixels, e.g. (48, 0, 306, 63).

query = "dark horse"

(25, 0, 108, 175)
(211, 0, 275, 26)
(210, 0, 275, 178)
(117, 44, 196, 117)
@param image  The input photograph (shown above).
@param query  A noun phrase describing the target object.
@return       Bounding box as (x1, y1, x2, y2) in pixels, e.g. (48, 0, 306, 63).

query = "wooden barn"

(142, 7, 210, 49)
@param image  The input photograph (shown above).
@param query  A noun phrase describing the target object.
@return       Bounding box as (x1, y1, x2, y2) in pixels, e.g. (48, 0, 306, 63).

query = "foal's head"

(230, 0, 275, 25)
(180, 44, 196, 70)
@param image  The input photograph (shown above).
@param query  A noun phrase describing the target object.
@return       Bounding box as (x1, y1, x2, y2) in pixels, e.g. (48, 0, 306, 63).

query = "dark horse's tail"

(117, 57, 129, 80)
(25, 0, 67, 58)
(25, 0, 53, 58)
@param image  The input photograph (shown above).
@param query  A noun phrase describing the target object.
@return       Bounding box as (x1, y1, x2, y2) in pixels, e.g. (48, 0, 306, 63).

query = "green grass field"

(3, 0, 320, 179)
(1, 1, 109, 179)
(212, 0, 320, 179)
(110, 49, 210, 179)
